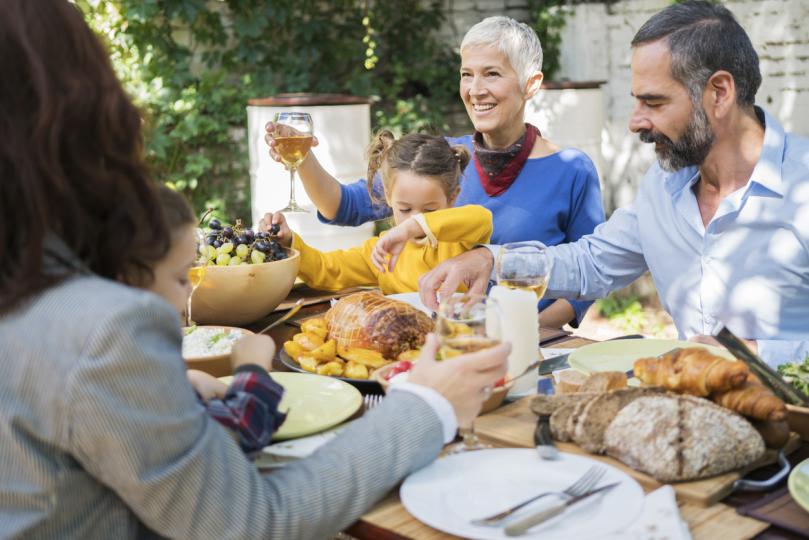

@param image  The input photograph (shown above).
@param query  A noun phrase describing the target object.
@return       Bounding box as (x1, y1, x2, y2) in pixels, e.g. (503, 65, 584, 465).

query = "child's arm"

(372, 205, 493, 272)
(187, 369, 227, 402)
(203, 335, 287, 453)
(291, 234, 380, 291)
(258, 211, 380, 290)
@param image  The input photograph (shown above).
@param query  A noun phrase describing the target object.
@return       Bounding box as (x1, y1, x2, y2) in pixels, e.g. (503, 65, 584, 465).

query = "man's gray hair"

(631, 1, 761, 108)
(461, 16, 543, 88)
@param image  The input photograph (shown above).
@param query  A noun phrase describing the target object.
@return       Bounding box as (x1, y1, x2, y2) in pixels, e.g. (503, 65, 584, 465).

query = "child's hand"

(231, 334, 275, 372)
(371, 218, 423, 272)
(187, 369, 227, 402)
(258, 212, 293, 248)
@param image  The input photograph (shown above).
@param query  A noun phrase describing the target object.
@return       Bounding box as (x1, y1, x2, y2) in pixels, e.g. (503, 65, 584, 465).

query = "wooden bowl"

(190, 248, 300, 326)
(373, 362, 513, 415)
(787, 404, 809, 441)
(182, 325, 254, 377)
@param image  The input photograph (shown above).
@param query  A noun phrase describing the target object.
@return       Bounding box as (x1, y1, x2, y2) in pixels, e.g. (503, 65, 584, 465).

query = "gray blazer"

(0, 272, 443, 539)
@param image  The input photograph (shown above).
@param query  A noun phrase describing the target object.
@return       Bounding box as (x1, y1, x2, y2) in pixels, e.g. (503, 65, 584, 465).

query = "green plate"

(789, 457, 809, 514)
(568, 339, 734, 374)
(219, 372, 362, 441)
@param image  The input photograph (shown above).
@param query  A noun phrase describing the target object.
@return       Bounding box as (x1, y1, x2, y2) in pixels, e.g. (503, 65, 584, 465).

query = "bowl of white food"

(182, 325, 253, 377)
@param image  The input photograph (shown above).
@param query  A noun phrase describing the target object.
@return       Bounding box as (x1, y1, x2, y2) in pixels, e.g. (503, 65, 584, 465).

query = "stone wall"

(442, 0, 809, 212)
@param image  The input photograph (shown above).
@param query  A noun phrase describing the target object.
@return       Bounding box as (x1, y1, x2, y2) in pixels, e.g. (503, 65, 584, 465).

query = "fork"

(470, 465, 606, 527)
(363, 394, 383, 410)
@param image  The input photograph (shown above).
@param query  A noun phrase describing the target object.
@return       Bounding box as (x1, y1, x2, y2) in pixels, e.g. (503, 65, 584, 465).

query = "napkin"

(603, 486, 692, 540)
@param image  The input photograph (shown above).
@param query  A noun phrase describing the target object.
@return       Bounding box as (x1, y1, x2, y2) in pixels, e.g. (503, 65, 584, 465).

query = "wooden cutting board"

(474, 397, 800, 507)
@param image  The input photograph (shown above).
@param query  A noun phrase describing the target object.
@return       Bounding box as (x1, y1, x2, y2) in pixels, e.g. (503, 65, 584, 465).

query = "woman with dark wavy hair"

(0, 2, 508, 537)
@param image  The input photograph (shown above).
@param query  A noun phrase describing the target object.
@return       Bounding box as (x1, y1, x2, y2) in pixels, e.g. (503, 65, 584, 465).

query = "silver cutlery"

(504, 481, 619, 536)
(538, 334, 645, 375)
(533, 415, 557, 460)
(257, 298, 305, 335)
(363, 394, 383, 410)
(471, 465, 605, 527)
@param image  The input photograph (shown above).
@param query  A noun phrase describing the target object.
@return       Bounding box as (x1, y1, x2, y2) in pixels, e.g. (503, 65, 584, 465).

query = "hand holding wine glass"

(271, 112, 314, 213)
(496, 242, 552, 299)
(436, 292, 504, 454)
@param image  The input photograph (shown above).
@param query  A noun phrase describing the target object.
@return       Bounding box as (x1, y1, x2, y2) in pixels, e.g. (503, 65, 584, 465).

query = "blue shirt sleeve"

(316, 176, 392, 226)
(555, 155, 606, 327)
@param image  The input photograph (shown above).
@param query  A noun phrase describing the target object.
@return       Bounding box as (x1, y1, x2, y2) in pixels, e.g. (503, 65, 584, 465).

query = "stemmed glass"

(186, 228, 208, 326)
(272, 111, 314, 213)
(496, 242, 552, 301)
(436, 293, 503, 454)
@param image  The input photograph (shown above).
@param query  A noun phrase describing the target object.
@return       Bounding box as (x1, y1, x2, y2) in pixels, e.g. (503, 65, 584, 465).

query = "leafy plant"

(595, 293, 648, 334)
(527, 0, 571, 82)
(78, 0, 458, 221)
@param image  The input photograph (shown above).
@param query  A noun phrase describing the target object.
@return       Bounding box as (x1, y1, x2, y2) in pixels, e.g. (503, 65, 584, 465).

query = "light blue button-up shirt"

(543, 108, 809, 366)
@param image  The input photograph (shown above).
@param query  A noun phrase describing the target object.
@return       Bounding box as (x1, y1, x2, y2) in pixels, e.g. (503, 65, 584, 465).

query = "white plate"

(386, 292, 432, 315)
(568, 339, 734, 374)
(401, 449, 644, 540)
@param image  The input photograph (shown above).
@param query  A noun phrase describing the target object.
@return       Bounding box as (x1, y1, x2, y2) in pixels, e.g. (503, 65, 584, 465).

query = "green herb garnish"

(778, 355, 809, 397)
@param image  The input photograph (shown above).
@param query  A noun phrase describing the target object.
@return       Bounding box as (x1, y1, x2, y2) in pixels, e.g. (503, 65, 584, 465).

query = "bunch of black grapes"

(202, 218, 287, 266)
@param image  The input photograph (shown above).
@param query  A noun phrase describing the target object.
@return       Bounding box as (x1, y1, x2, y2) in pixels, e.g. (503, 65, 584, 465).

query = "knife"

(538, 334, 645, 375)
(533, 414, 558, 460)
(504, 482, 619, 536)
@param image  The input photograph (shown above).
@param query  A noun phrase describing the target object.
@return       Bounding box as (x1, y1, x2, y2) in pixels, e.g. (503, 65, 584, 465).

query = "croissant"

(712, 375, 787, 422)
(634, 348, 749, 396)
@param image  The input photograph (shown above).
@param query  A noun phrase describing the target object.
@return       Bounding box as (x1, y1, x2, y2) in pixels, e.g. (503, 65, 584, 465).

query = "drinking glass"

(272, 111, 314, 213)
(436, 293, 503, 454)
(186, 228, 208, 326)
(496, 242, 552, 300)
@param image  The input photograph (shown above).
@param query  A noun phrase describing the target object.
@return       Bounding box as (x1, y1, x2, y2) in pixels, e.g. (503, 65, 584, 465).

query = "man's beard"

(638, 104, 715, 172)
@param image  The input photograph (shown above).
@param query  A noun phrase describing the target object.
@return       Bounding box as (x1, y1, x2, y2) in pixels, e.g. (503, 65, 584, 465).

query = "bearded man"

(418, 0, 809, 367)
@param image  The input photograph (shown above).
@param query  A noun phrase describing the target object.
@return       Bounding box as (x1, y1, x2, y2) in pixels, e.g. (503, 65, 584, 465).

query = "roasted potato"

(293, 332, 325, 351)
(301, 318, 328, 340)
(438, 344, 462, 361)
(283, 340, 305, 360)
(337, 345, 388, 369)
(316, 360, 345, 377)
(297, 355, 319, 373)
(310, 339, 337, 362)
(344, 361, 369, 380)
(397, 349, 421, 362)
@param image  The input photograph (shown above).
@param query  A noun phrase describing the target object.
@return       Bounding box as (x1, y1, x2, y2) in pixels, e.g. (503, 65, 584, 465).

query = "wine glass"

(272, 111, 314, 213)
(496, 242, 552, 301)
(186, 228, 208, 327)
(436, 293, 503, 454)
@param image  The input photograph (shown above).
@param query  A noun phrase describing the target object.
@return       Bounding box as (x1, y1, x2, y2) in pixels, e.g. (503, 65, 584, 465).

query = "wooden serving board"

(474, 397, 800, 507)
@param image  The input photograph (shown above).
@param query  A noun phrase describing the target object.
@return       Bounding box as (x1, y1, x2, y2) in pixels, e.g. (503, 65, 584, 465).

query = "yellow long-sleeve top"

(291, 205, 493, 294)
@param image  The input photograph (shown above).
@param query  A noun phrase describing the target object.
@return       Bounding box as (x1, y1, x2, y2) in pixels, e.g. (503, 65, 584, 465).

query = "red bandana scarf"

(473, 123, 540, 197)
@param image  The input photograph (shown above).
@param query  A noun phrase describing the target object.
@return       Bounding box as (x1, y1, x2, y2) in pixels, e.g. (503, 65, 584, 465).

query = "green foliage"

(78, 0, 457, 221)
(527, 0, 570, 82)
(595, 293, 648, 334)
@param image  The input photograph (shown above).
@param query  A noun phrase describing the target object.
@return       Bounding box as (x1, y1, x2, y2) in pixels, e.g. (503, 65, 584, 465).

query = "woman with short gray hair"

(263, 16, 606, 329)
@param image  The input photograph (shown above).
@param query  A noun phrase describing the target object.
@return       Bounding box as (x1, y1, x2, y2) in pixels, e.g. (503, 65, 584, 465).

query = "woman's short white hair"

(460, 16, 543, 88)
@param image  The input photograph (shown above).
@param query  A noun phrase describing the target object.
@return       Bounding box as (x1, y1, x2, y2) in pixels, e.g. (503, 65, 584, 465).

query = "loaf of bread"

(634, 348, 749, 396)
(553, 370, 588, 394)
(325, 291, 433, 358)
(712, 375, 787, 422)
(604, 395, 765, 482)
(579, 371, 628, 393)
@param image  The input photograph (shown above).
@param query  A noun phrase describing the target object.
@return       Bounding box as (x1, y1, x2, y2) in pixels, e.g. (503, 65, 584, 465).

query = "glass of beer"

(436, 293, 503, 454)
(186, 228, 208, 326)
(272, 111, 314, 213)
(496, 242, 552, 300)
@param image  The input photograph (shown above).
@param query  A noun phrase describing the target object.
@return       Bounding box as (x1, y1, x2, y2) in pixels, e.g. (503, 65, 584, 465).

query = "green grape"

(235, 244, 249, 258)
(229, 256, 243, 266)
(216, 253, 231, 266)
(218, 242, 234, 255)
(205, 245, 216, 260)
(250, 250, 266, 264)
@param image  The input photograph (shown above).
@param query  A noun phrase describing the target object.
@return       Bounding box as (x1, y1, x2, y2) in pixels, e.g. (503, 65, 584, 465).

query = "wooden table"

(251, 293, 808, 540)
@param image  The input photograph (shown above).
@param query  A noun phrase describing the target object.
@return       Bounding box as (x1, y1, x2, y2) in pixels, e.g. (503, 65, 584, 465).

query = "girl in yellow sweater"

(260, 131, 492, 294)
